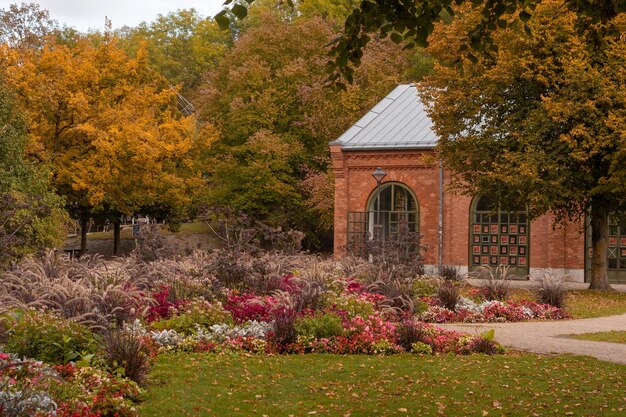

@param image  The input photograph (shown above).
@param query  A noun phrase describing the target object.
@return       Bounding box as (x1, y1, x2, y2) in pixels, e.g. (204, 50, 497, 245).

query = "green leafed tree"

(206, 129, 306, 224)
(118, 9, 231, 95)
(0, 76, 67, 266)
(199, 6, 415, 248)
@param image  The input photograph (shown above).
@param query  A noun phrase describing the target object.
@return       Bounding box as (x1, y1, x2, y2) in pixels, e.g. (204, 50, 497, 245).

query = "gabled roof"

(329, 84, 437, 150)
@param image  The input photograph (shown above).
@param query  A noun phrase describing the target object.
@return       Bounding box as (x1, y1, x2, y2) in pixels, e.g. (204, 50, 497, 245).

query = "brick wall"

(331, 147, 585, 276)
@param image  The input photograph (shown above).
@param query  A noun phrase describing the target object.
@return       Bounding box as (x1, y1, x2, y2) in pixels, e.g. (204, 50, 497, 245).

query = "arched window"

(367, 182, 418, 238)
(347, 182, 418, 254)
(469, 196, 529, 275)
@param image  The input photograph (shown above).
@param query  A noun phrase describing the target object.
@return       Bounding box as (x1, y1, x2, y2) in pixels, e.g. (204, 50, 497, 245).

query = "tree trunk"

(80, 216, 88, 257)
(113, 221, 121, 257)
(589, 205, 613, 291)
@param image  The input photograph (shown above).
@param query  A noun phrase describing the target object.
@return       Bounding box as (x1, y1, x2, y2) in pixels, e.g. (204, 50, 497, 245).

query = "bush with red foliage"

(223, 291, 280, 323)
(145, 286, 184, 322)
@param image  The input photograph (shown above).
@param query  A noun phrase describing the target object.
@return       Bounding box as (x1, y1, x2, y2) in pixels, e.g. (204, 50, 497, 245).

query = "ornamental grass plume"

(0, 252, 151, 329)
(102, 328, 150, 385)
(475, 265, 512, 301)
(436, 279, 460, 311)
(394, 320, 429, 351)
(533, 269, 568, 309)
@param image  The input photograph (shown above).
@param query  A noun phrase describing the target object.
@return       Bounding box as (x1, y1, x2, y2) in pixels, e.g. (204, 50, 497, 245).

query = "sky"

(0, 1, 225, 32)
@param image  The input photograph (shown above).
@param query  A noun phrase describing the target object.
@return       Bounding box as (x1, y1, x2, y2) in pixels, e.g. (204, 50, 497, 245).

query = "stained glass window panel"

(470, 196, 529, 275)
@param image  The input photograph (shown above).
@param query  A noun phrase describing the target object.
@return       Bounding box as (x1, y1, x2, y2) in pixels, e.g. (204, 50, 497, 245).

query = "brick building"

(330, 84, 626, 284)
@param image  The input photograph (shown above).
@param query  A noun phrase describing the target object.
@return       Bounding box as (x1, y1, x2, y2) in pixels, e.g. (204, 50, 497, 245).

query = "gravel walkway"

(437, 313, 626, 364)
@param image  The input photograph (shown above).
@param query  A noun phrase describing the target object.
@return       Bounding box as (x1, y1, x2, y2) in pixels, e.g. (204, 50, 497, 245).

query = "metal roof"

(329, 84, 437, 150)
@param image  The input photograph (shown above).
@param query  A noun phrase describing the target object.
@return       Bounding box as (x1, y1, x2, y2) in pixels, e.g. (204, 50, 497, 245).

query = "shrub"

(146, 285, 181, 322)
(200, 206, 304, 255)
(0, 355, 59, 417)
(51, 364, 141, 417)
(294, 313, 343, 339)
(4, 310, 96, 364)
(224, 292, 278, 323)
(133, 224, 171, 262)
(412, 299, 429, 315)
(271, 311, 297, 347)
(101, 328, 150, 385)
(362, 221, 425, 281)
(437, 279, 460, 311)
(200, 321, 273, 343)
(0, 314, 9, 344)
(150, 299, 233, 335)
(441, 265, 461, 281)
(284, 269, 330, 312)
(395, 320, 429, 352)
(0, 255, 148, 329)
(149, 329, 181, 347)
(323, 292, 376, 319)
(533, 270, 568, 308)
(469, 330, 504, 355)
(209, 250, 280, 292)
(366, 275, 416, 313)
(267, 292, 297, 348)
(411, 277, 439, 297)
(411, 341, 433, 355)
(476, 265, 512, 301)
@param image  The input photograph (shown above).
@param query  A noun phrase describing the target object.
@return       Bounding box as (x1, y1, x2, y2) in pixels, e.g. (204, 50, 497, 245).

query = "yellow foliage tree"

(5, 31, 211, 255)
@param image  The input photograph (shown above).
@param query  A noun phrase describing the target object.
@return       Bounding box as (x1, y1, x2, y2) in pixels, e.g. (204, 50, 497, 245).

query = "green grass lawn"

(161, 222, 211, 236)
(568, 331, 626, 344)
(83, 222, 212, 240)
(140, 352, 625, 417)
(87, 228, 135, 240)
(566, 290, 626, 318)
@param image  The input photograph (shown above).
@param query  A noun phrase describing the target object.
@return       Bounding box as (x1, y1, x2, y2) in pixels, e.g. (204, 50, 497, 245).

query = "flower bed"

(419, 296, 570, 323)
(0, 251, 574, 417)
(0, 353, 141, 417)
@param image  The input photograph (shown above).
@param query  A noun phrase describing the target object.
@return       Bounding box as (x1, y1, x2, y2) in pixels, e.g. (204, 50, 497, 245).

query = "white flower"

(455, 296, 480, 312)
(124, 319, 146, 335)
(521, 306, 534, 318)
(150, 329, 181, 346)
(199, 321, 274, 342)
(0, 390, 57, 415)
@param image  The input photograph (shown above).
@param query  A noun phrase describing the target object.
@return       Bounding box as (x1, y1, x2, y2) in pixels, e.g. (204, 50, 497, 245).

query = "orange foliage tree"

(5, 31, 211, 255)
